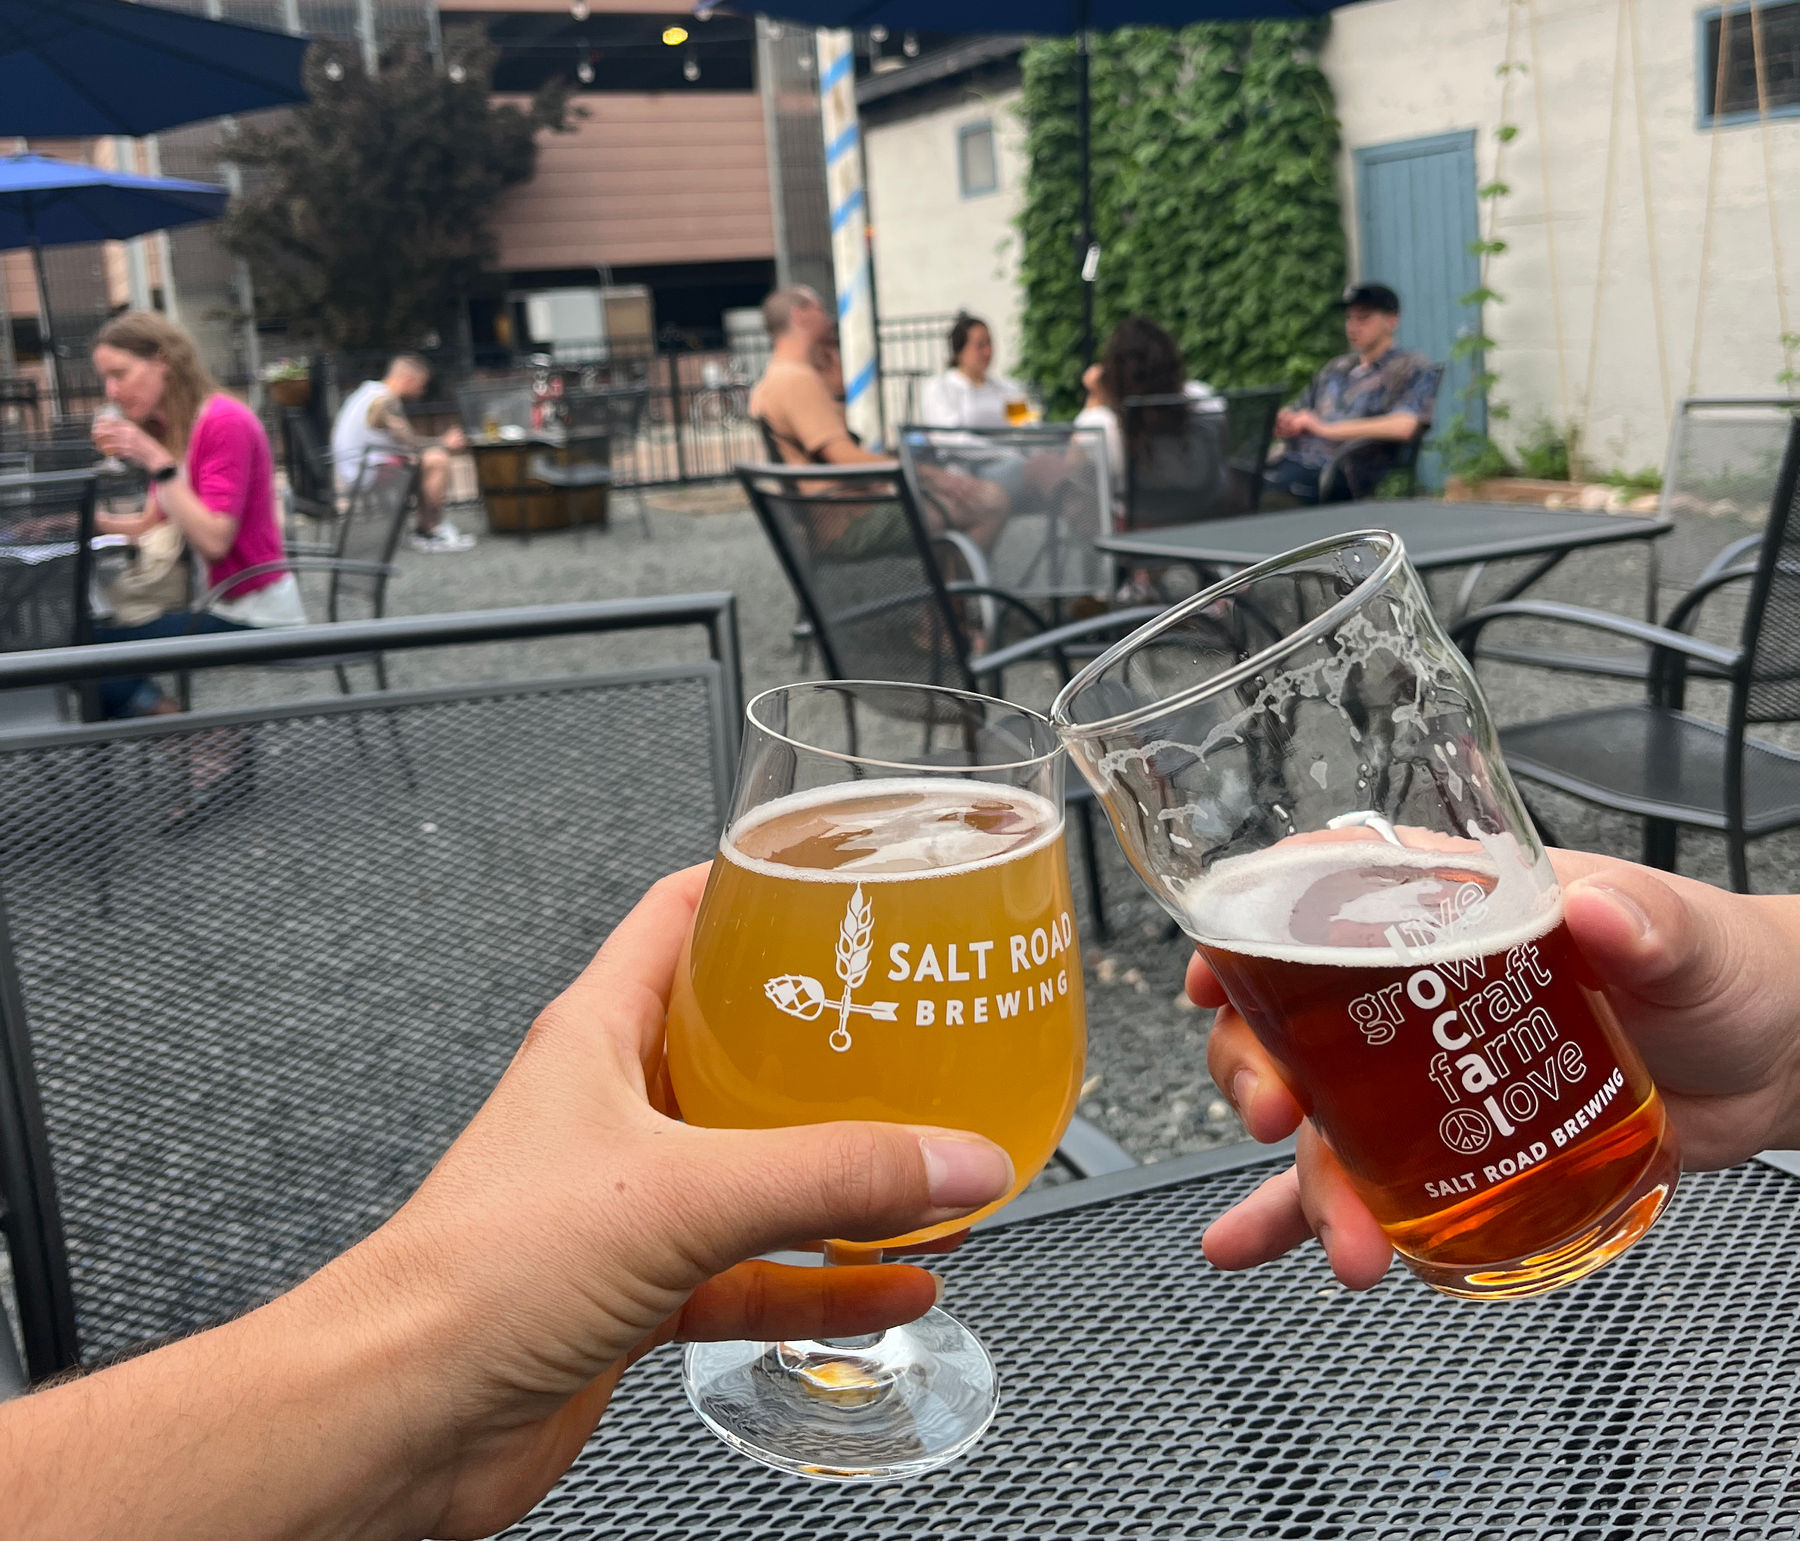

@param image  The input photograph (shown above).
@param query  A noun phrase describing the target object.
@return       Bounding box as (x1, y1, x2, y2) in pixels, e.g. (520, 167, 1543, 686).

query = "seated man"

(749, 287, 1007, 555)
(329, 353, 473, 553)
(1266, 284, 1441, 505)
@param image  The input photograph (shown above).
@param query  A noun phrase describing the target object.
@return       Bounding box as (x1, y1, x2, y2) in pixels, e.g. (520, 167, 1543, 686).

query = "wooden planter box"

(266, 377, 312, 409)
(1443, 476, 1575, 505)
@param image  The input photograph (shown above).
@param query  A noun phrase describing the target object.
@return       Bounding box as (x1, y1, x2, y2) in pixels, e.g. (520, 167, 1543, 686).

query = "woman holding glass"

(88, 311, 303, 718)
(919, 313, 1031, 429)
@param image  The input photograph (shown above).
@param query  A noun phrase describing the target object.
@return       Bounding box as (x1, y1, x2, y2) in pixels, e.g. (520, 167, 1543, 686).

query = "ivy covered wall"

(1017, 22, 1349, 417)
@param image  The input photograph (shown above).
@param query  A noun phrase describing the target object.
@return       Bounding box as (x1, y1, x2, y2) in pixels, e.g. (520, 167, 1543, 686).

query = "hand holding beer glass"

(668, 682, 1086, 1479)
(1052, 533, 1679, 1299)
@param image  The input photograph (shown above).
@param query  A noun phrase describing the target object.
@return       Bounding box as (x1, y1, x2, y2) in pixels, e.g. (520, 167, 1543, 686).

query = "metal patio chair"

(278, 405, 340, 550)
(1453, 416, 1800, 891)
(0, 597, 743, 1383)
(900, 424, 1112, 612)
(1465, 397, 1798, 680)
(1220, 385, 1286, 512)
(0, 467, 100, 729)
(1120, 395, 1233, 531)
(738, 460, 1165, 939)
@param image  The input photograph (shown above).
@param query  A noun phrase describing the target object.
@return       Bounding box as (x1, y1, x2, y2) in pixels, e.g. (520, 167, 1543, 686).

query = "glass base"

(681, 1306, 999, 1482)
(1403, 1154, 1680, 1300)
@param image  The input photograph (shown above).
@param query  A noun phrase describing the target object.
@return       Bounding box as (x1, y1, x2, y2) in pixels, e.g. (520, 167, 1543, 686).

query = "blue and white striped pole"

(816, 28, 880, 450)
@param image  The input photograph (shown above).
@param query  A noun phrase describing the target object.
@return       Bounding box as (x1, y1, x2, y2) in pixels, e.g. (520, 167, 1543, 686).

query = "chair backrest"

(1120, 395, 1232, 530)
(1733, 414, 1800, 727)
(280, 407, 334, 511)
(1660, 397, 1800, 599)
(455, 380, 534, 435)
(566, 386, 646, 438)
(737, 460, 974, 690)
(0, 469, 97, 653)
(329, 454, 420, 622)
(900, 425, 1110, 601)
(0, 598, 741, 1380)
(1221, 386, 1286, 507)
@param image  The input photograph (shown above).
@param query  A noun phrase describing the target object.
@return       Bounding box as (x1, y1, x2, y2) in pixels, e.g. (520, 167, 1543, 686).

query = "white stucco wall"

(863, 84, 1029, 369)
(1325, 0, 1800, 473)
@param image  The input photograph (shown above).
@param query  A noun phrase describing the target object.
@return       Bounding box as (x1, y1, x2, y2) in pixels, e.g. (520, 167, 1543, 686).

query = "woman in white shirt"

(918, 314, 1028, 429)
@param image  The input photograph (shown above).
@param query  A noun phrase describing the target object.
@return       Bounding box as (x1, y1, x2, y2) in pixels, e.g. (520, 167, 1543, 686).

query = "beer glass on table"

(668, 681, 1086, 1479)
(1051, 532, 1679, 1300)
(1004, 395, 1034, 427)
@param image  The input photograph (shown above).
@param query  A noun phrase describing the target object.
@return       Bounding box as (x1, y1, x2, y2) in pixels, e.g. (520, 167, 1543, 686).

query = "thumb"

(1562, 864, 1739, 1014)
(668, 1122, 1014, 1272)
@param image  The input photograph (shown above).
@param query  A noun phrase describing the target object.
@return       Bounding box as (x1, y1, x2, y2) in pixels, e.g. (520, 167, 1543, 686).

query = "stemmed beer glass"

(1052, 533, 1679, 1300)
(667, 681, 1087, 1480)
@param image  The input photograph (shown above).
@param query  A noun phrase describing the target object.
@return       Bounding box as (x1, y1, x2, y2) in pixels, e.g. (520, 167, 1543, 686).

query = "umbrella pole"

(1077, 0, 1095, 378)
(27, 218, 61, 420)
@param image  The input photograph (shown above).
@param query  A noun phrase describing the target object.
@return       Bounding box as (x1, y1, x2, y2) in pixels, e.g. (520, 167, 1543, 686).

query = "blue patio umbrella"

(0, 154, 230, 411)
(714, 0, 1365, 364)
(0, 0, 309, 137)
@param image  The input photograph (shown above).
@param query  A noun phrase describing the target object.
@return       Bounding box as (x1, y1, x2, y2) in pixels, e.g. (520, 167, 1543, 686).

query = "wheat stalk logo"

(763, 883, 898, 1052)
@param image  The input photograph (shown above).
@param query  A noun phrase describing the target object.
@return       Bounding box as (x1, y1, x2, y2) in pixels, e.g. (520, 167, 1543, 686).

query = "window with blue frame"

(1700, 1, 1800, 124)
(958, 121, 998, 198)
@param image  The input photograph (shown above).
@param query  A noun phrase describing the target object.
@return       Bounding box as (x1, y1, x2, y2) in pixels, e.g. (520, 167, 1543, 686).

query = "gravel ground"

(205, 483, 1800, 1170)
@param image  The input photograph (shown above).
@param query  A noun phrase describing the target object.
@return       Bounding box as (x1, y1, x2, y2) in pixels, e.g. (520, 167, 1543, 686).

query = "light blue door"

(1354, 131, 1483, 490)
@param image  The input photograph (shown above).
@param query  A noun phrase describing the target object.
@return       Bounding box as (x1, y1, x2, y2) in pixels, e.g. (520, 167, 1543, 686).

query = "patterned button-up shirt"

(1287, 347, 1442, 469)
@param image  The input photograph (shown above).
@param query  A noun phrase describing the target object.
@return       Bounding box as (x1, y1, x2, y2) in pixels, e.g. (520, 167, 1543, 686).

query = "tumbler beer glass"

(1051, 532, 1678, 1300)
(668, 681, 1086, 1479)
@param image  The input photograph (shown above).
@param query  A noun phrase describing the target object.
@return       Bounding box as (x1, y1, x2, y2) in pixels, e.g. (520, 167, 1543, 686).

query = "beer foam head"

(725, 777, 1063, 881)
(1176, 835, 1559, 966)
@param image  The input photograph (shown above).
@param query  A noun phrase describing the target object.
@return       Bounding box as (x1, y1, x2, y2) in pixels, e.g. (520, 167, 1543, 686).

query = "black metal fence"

(313, 311, 968, 492)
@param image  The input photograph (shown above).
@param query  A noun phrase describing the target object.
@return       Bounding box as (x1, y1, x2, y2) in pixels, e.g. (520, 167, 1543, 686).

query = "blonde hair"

(93, 311, 219, 458)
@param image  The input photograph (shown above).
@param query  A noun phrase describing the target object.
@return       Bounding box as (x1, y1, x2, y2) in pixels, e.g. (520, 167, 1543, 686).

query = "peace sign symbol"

(1440, 1108, 1493, 1156)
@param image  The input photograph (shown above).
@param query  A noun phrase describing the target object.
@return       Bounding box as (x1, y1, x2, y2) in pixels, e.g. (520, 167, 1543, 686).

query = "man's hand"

(1274, 407, 1304, 439)
(1188, 851, 1800, 1290)
(322, 866, 1013, 1537)
(440, 426, 468, 453)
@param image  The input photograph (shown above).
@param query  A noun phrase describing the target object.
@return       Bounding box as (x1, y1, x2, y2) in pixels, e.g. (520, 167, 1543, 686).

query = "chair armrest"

(940, 582, 1053, 637)
(1695, 534, 1763, 586)
(1453, 600, 1742, 671)
(198, 558, 396, 612)
(1662, 564, 1758, 633)
(971, 603, 1166, 682)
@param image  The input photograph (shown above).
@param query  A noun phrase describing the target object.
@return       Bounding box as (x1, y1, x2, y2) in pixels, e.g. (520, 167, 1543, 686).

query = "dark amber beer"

(1183, 837, 1679, 1298)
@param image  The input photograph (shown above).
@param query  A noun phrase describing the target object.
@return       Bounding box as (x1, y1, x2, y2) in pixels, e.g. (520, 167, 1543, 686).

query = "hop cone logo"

(765, 974, 826, 1020)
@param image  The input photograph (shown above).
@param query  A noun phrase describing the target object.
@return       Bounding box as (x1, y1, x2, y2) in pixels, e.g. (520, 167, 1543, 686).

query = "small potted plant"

(260, 356, 312, 408)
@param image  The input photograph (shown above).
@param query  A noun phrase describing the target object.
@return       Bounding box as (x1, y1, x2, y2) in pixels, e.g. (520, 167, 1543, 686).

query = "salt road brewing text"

(667, 778, 1086, 1251)
(1183, 838, 1678, 1298)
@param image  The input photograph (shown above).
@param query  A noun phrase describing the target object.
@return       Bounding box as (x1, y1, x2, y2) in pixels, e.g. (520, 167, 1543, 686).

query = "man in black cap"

(1266, 282, 1443, 504)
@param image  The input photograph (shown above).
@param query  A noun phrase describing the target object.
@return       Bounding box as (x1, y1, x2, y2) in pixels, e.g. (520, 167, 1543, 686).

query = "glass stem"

(817, 1240, 886, 1350)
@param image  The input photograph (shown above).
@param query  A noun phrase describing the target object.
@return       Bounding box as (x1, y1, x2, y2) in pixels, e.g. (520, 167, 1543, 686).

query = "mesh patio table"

(506, 1143, 1800, 1539)
(1096, 500, 1674, 620)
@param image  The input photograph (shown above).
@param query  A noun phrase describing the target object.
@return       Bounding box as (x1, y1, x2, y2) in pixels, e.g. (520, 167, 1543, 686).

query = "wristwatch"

(149, 462, 180, 483)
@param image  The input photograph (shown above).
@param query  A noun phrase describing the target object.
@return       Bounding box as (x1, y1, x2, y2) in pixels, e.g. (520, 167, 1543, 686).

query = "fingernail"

(1585, 880, 1652, 942)
(927, 1270, 947, 1306)
(920, 1136, 1013, 1209)
(1232, 1070, 1257, 1118)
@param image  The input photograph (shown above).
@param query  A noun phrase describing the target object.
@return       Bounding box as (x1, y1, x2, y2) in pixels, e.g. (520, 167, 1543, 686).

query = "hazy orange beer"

(1054, 532, 1680, 1299)
(668, 778, 1085, 1250)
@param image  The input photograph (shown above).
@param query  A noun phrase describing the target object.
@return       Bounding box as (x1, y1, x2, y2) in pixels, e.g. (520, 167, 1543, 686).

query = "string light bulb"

(323, 57, 344, 80)
(446, 60, 465, 82)
(683, 52, 700, 81)
(569, 0, 588, 17)
(869, 24, 888, 41)
(576, 55, 594, 83)
(662, 25, 688, 45)
(902, 30, 919, 55)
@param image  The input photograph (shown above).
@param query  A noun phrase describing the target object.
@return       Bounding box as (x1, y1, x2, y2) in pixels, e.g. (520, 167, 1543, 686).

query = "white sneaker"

(407, 520, 476, 553)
